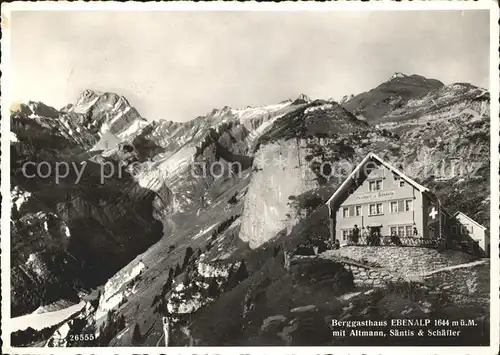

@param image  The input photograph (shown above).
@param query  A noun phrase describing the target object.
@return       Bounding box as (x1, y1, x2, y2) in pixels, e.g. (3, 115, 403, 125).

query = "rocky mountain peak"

(59, 90, 149, 149)
(297, 93, 311, 102)
(291, 93, 312, 105)
(209, 105, 233, 118)
(339, 94, 354, 104)
(389, 72, 407, 80)
(80, 88, 102, 101)
(16, 101, 60, 119)
(342, 73, 445, 121)
(298, 93, 311, 101)
(71, 89, 131, 115)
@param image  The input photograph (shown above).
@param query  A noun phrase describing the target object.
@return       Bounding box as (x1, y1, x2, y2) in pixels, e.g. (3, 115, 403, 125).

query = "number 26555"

(69, 334, 95, 341)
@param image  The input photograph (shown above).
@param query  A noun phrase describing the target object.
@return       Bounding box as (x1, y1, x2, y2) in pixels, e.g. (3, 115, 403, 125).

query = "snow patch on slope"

(192, 223, 219, 241)
(11, 300, 86, 332)
(95, 260, 145, 321)
(26, 253, 47, 277)
(390, 72, 407, 80)
(197, 261, 234, 278)
(137, 145, 196, 191)
(117, 118, 148, 139)
(10, 132, 19, 142)
(231, 102, 292, 122)
(11, 186, 32, 211)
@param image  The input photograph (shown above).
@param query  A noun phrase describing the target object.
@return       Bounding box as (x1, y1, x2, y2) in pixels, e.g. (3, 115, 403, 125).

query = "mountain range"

(9, 72, 490, 346)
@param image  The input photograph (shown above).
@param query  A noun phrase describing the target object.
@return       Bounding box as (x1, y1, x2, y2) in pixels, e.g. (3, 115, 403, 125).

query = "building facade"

(326, 153, 446, 245)
(454, 211, 489, 255)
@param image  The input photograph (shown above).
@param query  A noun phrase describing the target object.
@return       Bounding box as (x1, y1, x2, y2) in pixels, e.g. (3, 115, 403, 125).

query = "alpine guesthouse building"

(325, 153, 484, 254)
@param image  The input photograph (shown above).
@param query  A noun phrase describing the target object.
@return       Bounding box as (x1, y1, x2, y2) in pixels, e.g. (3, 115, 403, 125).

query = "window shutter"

(349, 206, 355, 216)
(398, 200, 404, 212)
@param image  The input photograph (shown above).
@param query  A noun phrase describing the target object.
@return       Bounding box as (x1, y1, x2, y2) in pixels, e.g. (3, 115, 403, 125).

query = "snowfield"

(11, 300, 86, 332)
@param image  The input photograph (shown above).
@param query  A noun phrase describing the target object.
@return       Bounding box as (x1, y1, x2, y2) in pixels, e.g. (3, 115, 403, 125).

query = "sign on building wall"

(355, 190, 395, 201)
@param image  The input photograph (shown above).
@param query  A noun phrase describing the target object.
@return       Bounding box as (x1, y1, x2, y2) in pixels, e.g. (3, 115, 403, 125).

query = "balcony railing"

(346, 235, 441, 248)
(344, 235, 481, 255)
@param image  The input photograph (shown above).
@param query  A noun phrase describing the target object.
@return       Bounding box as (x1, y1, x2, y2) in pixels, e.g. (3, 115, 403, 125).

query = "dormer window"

(394, 175, 405, 187)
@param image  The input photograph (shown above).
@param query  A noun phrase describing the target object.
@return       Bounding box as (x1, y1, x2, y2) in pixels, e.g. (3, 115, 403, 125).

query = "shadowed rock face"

(10, 102, 165, 317)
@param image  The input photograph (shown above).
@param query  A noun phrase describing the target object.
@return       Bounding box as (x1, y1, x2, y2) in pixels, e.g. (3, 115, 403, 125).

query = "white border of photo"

(1, 1, 499, 354)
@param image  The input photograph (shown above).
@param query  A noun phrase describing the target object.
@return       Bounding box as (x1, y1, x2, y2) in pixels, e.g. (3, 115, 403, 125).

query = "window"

(399, 180, 406, 188)
(461, 225, 472, 234)
(342, 230, 350, 241)
(390, 199, 413, 213)
(343, 206, 361, 218)
(365, 163, 377, 176)
(369, 179, 382, 192)
(369, 203, 383, 215)
(390, 225, 414, 237)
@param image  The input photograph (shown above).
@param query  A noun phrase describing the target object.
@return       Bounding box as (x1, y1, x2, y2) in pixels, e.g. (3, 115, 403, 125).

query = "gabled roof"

(453, 211, 487, 230)
(326, 152, 429, 206)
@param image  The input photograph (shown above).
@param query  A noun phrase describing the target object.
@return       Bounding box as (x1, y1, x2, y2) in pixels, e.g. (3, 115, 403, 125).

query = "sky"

(10, 10, 490, 122)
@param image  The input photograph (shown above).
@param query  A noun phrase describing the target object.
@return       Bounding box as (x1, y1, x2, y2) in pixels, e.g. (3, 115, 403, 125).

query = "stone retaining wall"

(345, 264, 405, 287)
(323, 246, 478, 280)
(295, 246, 481, 289)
